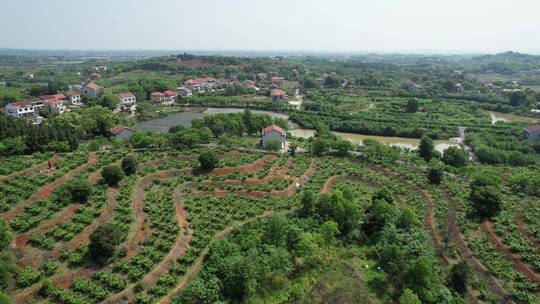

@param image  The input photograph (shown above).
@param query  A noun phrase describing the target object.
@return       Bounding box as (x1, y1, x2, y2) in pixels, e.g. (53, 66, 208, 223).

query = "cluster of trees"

(0, 106, 118, 156)
(308, 122, 353, 156)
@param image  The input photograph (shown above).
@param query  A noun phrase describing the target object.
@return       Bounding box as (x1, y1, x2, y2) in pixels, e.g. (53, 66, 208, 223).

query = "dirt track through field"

(1, 153, 98, 223)
(439, 186, 509, 302)
(516, 209, 540, 253)
(481, 220, 540, 282)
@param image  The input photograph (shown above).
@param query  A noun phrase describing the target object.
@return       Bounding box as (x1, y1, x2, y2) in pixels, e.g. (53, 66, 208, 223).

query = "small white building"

(5, 101, 36, 118)
(524, 125, 540, 141)
(150, 90, 177, 105)
(65, 90, 83, 106)
(116, 92, 137, 107)
(262, 124, 286, 149)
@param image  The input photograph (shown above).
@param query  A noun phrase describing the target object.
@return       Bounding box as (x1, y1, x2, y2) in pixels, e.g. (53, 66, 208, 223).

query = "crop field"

(0, 146, 538, 304)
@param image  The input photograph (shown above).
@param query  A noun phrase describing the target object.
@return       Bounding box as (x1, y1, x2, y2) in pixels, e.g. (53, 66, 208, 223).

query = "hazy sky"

(1, 0, 539, 54)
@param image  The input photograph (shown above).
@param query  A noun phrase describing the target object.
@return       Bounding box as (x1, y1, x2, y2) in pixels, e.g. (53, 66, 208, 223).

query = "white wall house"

(262, 125, 286, 149)
(116, 92, 137, 107)
(65, 91, 82, 106)
(5, 101, 36, 118)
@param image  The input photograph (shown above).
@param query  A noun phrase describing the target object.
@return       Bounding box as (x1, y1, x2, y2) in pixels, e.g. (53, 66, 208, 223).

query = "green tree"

(406, 99, 419, 112)
(442, 146, 468, 167)
(97, 94, 119, 110)
(427, 167, 443, 185)
(0, 220, 12, 250)
(470, 185, 501, 218)
(121, 155, 138, 176)
(418, 135, 435, 161)
(399, 288, 421, 304)
(89, 222, 123, 263)
(199, 149, 219, 170)
(333, 139, 352, 156)
(68, 179, 93, 203)
(320, 221, 340, 244)
(311, 139, 328, 156)
(448, 261, 471, 294)
(288, 142, 298, 155)
(509, 90, 527, 106)
(101, 165, 125, 186)
(0, 291, 11, 304)
(300, 191, 315, 216)
(175, 275, 221, 304)
(403, 256, 437, 303)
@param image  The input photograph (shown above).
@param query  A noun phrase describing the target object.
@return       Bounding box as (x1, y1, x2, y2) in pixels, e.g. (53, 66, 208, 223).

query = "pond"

(135, 108, 291, 133)
(289, 129, 460, 154)
(488, 111, 538, 125)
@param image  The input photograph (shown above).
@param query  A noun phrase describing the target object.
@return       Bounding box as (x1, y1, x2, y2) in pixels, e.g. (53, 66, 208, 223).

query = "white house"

(65, 90, 82, 106)
(80, 83, 102, 98)
(5, 101, 36, 118)
(116, 92, 137, 107)
(262, 124, 286, 149)
(151, 90, 176, 105)
(524, 125, 540, 141)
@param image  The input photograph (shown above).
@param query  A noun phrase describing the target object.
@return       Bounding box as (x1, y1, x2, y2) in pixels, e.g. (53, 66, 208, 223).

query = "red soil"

(516, 209, 540, 253)
(211, 155, 278, 176)
(481, 220, 540, 282)
(1, 153, 98, 223)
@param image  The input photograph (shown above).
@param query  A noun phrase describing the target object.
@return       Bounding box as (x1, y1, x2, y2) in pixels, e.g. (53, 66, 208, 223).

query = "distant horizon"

(1, 47, 539, 57)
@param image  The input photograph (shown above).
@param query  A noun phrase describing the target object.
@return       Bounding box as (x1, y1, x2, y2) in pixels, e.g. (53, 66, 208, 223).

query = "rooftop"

(263, 124, 286, 136)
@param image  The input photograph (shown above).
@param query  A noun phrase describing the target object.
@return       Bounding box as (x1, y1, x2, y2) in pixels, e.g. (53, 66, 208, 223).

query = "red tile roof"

(116, 92, 135, 99)
(8, 101, 32, 107)
(526, 125, 540, 132)
(65, 90, 81, 97)
(110, 125, 135, 135)
(271, 88, 286, 97)
(163, 90, 176, 96)
(151, 91, 164, 96)
(85, 83, 100, 90)
(263, 124, 286, 136)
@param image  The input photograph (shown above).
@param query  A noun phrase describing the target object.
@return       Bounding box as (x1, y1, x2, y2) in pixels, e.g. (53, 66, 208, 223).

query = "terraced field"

(1, 147, 539, 304)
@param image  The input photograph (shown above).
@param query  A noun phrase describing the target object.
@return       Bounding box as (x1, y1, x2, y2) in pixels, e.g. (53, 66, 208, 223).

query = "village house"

(80, 82, 102, 98)
(38, 94, 68, 115)
(256, 73, 267, 81)
(89, 73, 100, 81)
(151, 90, 176, 105)
(116, 92, 137, 109)
(177, 87, 193, 97)
(271, 88, 286, 101)
(271, 76, 285, 86)
(110, 125, 135, 140)
(405, 80, 422, 92)
(5, 101, 36, 118)
(524, 125, 540, 141)
(65, 90, 83, 106)
(261, 124, 286, 149)
(453, 83, 464, 93)
(184, 77, 217, 92)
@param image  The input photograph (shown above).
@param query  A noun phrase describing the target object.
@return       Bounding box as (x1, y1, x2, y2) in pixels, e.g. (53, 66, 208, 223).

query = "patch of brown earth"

(516, 209, 540, 253)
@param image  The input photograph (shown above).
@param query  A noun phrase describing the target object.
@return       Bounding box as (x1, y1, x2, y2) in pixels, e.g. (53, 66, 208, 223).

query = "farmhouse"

(271, 88, 286, 101)
(177, 87, 193, 97)
(5, 101, 36, 118)
(80, 82, 102, 98)
(184, 77, 217, 92)
(524, 125, 540, 141)
(110, 125, 135, 140)
(261, 124, 286, 149)
(65, 90, 82, 106)
(39, 95, 68, 115)
(151, 90, 176, 105)
(116, 92, 137, 108)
